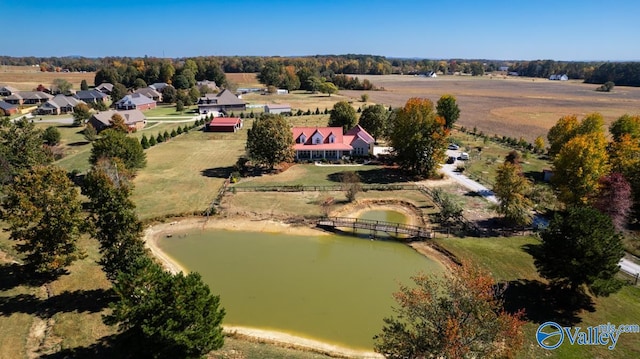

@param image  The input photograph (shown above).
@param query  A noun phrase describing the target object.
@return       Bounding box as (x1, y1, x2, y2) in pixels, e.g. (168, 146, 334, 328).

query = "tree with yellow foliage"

(552, 133, 610, 205)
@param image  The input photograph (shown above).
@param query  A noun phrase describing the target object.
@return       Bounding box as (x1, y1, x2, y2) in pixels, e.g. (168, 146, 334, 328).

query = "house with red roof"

(292, 125, 374, 160)
(205, 117, 243, 132)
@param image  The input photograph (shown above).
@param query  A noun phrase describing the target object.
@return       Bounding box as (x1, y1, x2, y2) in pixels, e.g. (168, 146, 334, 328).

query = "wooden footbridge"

(317, 217, 432, 240)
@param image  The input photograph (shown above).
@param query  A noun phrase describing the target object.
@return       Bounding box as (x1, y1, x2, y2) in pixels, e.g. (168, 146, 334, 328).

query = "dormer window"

(299, 134, 306, 143)
(328, 134, 335, 143)
(314, 137, 321, 144)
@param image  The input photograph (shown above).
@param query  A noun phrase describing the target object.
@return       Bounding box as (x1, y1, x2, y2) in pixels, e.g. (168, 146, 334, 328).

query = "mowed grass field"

(0, 66, 96, 90)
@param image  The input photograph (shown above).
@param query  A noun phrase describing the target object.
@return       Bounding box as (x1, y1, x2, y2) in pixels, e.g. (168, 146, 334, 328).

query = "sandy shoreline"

(142, 207, 448, 358)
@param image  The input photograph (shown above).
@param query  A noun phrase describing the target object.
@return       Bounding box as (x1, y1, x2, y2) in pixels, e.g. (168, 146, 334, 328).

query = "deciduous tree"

(593, 173, 632, 231)
(90, 129, 147, 171)
(328, 101, 357, 132)
(535, 206, 624, 296)
(72, 103, 92, 127)
(534, 135, 545, 153)
(493, 160, 533, 226)
(609, 114, 640, 142)
(52, 78, 73, 95)
(436, 94, 460, 129)
(552, 133, 610, 205)
(1, 165, 85, 274)
(387, 98, 448, 177)
(246, 114, 294, 170)
(0, 118, 53, 177)
(374, 264, 525, 359)
(42, 126, 61, 146)
(83, 157, 146, 281)
(358, 104, 388, 142)
(110, 113, 129, 133)
(340, 171, 361, 202)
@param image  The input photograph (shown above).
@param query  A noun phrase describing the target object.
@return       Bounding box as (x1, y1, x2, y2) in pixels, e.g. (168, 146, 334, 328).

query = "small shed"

(276, 89, 289, 95)
(542, 169, 554, 182)
(264, 104, 292, 114)
(205, 117, 243, 132)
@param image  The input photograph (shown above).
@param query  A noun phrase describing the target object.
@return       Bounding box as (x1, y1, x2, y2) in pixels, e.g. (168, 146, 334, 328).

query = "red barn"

(205, 117, 243, 132)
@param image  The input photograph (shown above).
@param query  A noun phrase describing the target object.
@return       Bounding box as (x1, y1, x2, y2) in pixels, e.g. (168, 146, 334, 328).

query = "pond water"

(156, 211, 444, 350)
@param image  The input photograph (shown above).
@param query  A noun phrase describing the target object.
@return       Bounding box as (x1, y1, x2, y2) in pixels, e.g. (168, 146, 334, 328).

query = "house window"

(329, 135, 335, 143)
(314, 137, 321, 144)
(299, 135, 306, 143)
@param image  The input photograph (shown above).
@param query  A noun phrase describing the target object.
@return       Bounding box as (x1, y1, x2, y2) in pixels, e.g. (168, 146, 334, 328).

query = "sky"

(1, 0, 639, 61)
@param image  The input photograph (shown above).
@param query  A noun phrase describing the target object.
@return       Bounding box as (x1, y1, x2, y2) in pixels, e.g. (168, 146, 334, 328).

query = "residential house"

(195, 80, 217, 93)
(0, 85, 19, 97)
(264, 104, 291, 114)
(87, 109, 147, 132)
(197, 89, 246, 114)
(292, 125, 375, 160)
(114, 93, 156, 110)
(205, 117, 243, 132)
(0, 100, 18, 116)
(3, 91, 53, 105)
(95, 83, 114, 94)
(35, 95, 85, 115)
(149, 82, 170, 92)
(74, 89, 109, 104)
(134, 87, 162, 102)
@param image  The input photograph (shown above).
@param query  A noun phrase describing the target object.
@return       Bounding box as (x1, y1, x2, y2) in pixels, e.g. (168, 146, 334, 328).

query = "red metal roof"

(210, 117, 241, 125)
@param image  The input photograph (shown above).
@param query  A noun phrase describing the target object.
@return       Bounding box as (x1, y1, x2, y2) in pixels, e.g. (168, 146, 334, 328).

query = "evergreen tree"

(156, 133, 164, 143)
(42, 126, 61, 146)
(535, 206, 624, 296)
(149, 135, 157, 146)
(140, 134, 150, 149)
(170, 129, 177, 137)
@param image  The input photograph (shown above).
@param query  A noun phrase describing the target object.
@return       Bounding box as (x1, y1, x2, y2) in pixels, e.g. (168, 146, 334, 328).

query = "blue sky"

(2, 0, 639, 61)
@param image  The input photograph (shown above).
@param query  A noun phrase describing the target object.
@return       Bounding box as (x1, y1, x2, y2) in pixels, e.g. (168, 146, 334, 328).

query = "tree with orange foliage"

(387, 98, 448, 177)
(374, 264, 525, 359)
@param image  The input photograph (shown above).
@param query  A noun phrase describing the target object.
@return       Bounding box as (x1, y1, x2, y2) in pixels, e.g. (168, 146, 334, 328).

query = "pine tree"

(140, 134, 150, 149)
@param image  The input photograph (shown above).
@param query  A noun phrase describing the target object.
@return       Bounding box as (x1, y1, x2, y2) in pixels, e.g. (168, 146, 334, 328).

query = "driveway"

(439, 149, 639, 278)
(441, 149, 498, 204)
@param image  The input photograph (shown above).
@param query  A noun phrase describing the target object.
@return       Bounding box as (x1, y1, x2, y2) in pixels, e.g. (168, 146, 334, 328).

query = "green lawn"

(434, 236, 640, 359)
(450, 132, 551, 187)
(143, 104, 198, 118)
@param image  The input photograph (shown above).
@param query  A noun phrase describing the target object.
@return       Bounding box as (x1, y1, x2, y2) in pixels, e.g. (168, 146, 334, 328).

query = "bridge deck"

(317, 217, 432, 239)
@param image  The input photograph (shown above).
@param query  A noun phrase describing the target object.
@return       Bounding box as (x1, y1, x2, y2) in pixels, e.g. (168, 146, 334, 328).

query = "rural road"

(439, 149, 640, 278)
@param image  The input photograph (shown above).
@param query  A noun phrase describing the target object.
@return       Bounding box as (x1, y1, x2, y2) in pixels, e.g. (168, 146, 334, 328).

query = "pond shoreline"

(143, 204, 453, 358)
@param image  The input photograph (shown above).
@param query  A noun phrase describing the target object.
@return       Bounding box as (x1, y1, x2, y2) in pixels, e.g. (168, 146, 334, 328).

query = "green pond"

(156, 211, 445, 350)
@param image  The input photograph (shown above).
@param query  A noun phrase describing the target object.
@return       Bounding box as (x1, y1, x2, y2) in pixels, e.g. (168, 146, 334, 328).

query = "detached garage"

(205, 117, 243, 132)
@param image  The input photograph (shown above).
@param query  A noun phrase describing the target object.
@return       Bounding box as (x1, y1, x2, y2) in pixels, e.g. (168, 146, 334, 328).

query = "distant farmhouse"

(197, 89, 246, 114)
(88, 110, 146, 132)
(264, 104, 291, 114)
(115, 93, 156, 111)
(35, 95, 85, 115)
(292, 125, 374, 160)
(549, 74, 569, 81)
(196, 80, 218, 93)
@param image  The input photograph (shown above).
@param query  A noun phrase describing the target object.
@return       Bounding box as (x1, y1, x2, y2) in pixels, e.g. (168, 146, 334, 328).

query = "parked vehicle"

(448, 143, 459, 150)
(459, 152, 469, 160)
(446, 156, 456, 164)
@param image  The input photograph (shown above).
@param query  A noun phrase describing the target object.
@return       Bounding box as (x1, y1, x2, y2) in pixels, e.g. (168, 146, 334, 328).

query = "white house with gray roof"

(115, 93, 156, 110)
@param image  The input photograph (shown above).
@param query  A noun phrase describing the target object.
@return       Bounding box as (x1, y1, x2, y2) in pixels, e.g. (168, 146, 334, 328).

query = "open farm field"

(0, 66, 95, 90)
(340, 74, 640, 141)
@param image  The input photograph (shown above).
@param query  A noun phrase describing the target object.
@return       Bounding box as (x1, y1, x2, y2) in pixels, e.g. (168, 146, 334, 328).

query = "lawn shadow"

(38, 332, 144, 359)
(0, 263, 68, 291)
(0, 288, 114, 319)
(501, 279, 595, 326)
(326, 167, 411, 184)
(201, 166, 235, 178)
(523, 170, 544, 182)
(67, 141, 90, 147)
